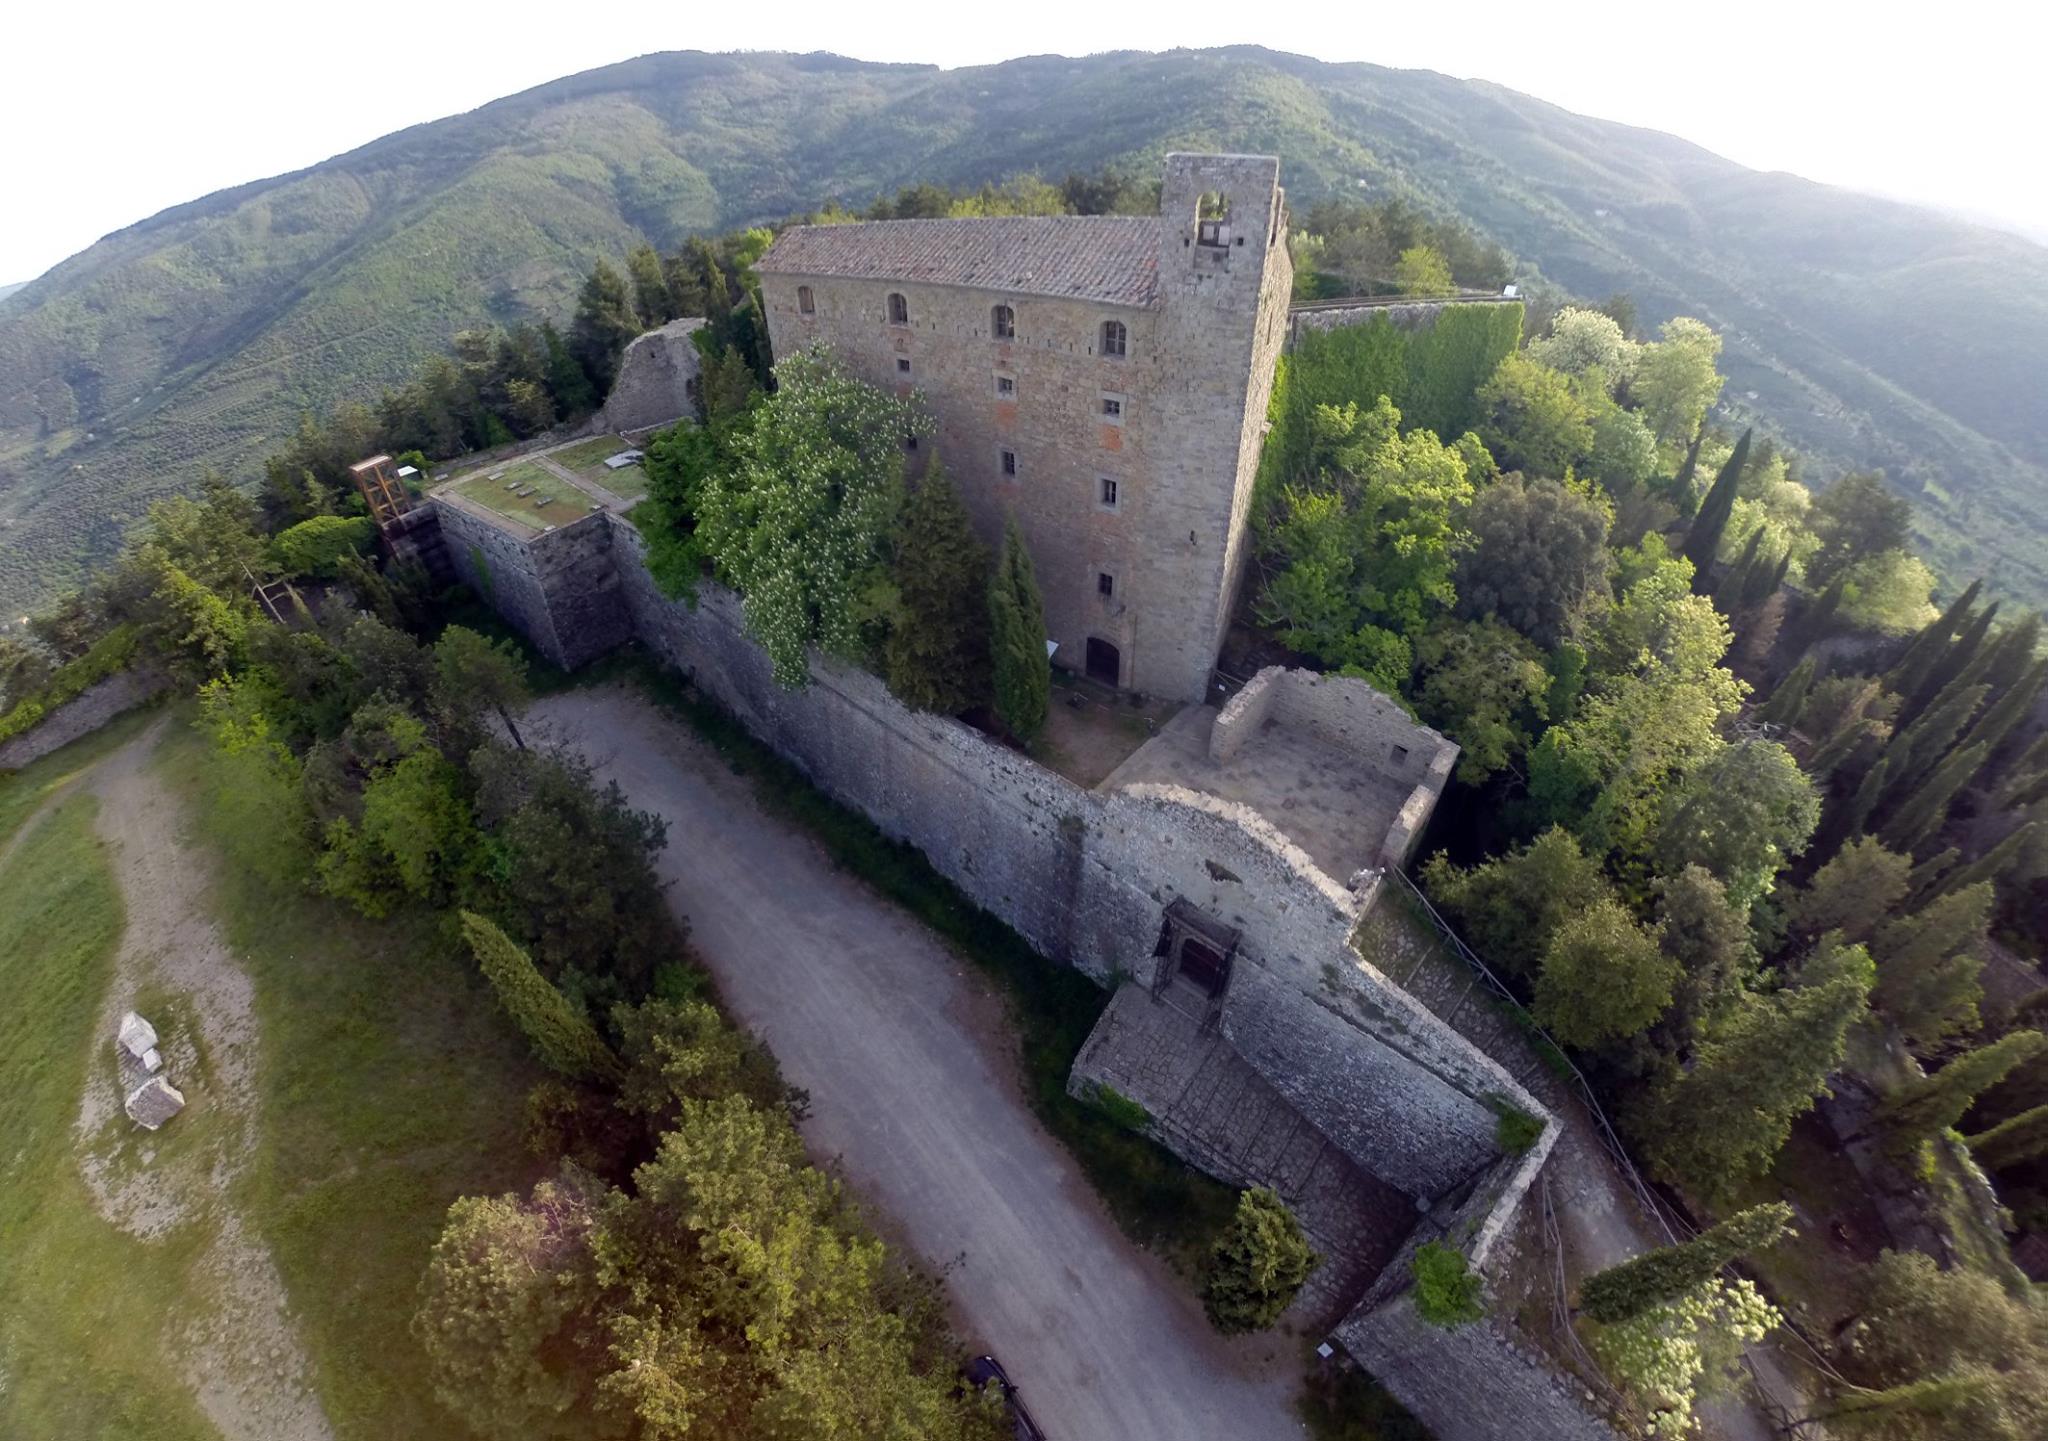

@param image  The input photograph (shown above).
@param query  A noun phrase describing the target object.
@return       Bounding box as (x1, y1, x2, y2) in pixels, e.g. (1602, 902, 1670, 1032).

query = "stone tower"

(1128, 154, 1292, 700)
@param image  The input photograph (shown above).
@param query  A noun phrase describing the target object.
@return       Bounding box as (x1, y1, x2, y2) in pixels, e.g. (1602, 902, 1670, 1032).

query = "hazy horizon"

(4, 3, 2040, 284)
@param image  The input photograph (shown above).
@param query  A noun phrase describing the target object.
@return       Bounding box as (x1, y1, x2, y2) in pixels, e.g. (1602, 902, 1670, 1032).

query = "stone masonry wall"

(1287, 297, 1517, 344)
(607, 516, 1546, 1202)
(596, 318, 706, 433)
(0, 667, 168, 771)
(438, 501, 631, 671)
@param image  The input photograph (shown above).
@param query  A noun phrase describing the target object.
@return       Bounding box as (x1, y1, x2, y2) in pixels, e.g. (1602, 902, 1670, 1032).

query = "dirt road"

(530, 688, 1307, 1441)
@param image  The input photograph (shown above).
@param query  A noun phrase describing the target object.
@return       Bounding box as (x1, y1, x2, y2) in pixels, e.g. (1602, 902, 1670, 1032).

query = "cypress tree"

(1201, 1187, 1318, 1334)
(1790, 572, 1847, 650)
(1643, 973, 1871, 1194)
(1755, 656, 1816, 730)
(1883, 1031, 2047, 1154)
(625, 241, 675, 328)
(1757, 549, 1793, 604)
(1885, 579, 1981, 704)
(1807, 1373, 1999, 1431)
(988, 518, 1050, 744)
(1998, 734, 2048, 806)
(459, 911, 622, 1082)
(1966, 1103, 2048, 1170)
(540, 320, 597, 418)
(1956, 658, 2047, 763)
(1881, 742, 1987, 855)
(1878, 682, 1987, 811)
(1932, 822, 2039, 902)
(1898, 600, 1998, 728)
(1842, 753, 1892, 838)
(1715, 527, 1765, 611)
(1578, 1203, 1793, 1324)
(1671, 429, 1704, 512)
(883, 457, 993, 714)
(1904, 847, 1961, 903)
(569, 259, 641, 401)
(1683, 428, 1751, 582)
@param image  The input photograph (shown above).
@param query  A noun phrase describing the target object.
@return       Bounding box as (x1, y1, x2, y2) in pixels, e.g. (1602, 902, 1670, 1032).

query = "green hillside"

(3, 46, 2045, 612)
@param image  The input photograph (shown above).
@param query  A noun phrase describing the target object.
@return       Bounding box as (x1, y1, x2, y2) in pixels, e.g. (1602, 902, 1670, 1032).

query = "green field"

(0, 713, 542, 1440)
(445, 460, 605, 532)
(0, 789, 219, 1440)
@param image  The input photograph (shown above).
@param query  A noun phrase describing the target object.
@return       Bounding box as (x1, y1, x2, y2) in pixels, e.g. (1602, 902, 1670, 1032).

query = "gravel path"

(530, 687, 1309, 1441)
(69, 719, 335, 1441)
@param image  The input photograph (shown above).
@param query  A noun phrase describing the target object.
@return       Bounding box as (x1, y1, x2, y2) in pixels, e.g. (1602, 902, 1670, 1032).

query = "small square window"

(1101, 396, 1122, 418)
(994, 373, 1016, 399)
(1097, 572, 1115, 599)
(1099, 477, 1119, 508)
(897, 358, 911, 374)
(1000, 449, 1017, 478)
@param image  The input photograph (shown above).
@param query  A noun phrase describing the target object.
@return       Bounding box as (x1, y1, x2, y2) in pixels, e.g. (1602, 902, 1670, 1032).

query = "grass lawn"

(446, 460, 604, 532)
(0, 791, 217, 1441)
(546, 435, 634, 471)
(585, 460, 650, 503)
(153, 720, 547, 1438)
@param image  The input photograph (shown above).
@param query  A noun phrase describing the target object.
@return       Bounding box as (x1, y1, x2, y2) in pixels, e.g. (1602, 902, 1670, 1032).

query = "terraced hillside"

(3, 46, 2045, 612)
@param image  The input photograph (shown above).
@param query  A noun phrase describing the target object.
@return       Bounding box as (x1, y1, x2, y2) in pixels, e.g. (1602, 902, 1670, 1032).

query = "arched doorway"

(1085, 637, 1121, 687)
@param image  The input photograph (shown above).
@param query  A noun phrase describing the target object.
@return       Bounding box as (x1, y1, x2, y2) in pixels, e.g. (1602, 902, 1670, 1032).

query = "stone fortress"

(415, 155, 1612, 1441)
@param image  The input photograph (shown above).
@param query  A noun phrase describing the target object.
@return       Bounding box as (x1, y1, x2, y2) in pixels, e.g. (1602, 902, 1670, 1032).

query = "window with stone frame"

(1097, 571, 1115, 599)
(1099, 319, 1127, 358)
(1099, 476, 1119, 510)
(887, 292, 909, 325)
(1099, 392, 1125, 425)
(991, 303, 1015, 339)
(897, 357, 911, 375)
(993, 372, 1016, 399)
(798, 285, 815, 314)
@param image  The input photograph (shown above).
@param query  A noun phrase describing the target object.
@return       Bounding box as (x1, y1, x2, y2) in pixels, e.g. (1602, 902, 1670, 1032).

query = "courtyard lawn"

(585, 459, 650, 503)
(446, 459, 604, 532)
(0, 791, 217, 1441)
(154, 719, 545, 1438)
(545, 434, 635, 471)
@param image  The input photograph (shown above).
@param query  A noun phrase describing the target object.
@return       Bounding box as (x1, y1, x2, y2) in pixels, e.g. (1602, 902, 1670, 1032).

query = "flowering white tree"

(697, 345, 933, 686)
(1591, 1277, 1779, 1436)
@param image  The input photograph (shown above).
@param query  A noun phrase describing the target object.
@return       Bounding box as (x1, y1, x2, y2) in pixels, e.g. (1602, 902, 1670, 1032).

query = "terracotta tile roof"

(757, 216, 1163, 308)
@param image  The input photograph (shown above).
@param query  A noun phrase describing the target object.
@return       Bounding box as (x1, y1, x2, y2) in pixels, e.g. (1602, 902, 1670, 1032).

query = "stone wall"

(0, 667, 168, 771)
(596, 318, 706, 433)
(608, 517, 1545, 1203)
(1287, 297, 1517, 344)
(438, 500, 631, 671)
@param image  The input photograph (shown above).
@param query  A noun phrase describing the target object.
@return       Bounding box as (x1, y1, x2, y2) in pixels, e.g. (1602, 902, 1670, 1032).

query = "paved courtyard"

(529, 687, 1308, 1441)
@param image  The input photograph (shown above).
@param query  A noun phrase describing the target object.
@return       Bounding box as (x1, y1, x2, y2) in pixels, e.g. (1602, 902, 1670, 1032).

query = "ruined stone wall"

(1208, 666, 1278, 763)
(437, 500, 630, 671)
(0, 667, 167, 771)
(596, 318, 706, 433)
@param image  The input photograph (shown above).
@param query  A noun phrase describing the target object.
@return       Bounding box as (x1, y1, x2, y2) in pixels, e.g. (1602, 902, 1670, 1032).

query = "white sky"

(3, 0, 2040, 284)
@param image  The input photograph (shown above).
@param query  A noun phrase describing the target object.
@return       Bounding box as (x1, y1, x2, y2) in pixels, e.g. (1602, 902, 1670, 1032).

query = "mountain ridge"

(3, 45, 2043, 613)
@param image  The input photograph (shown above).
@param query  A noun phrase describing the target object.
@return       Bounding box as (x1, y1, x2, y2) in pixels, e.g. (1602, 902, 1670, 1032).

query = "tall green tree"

(433, 625, 532, 749)
(1652, 865, 1751, 1054)
(1534, 898, 1676, 1049)
(1635, 317, 1725, 449)
(1682, 428, 1752, 579)
(883, 459, 993, 713)
(1755, 655, 1816, 730)
(1966, 1104, 2048, 1171)
(1422, 826, 1613, 980)
(1883, 1032, 2047, 1154)
(1202, 1188, 1319, 1333)
(1639, 961, 1872, 1195)
(1872, 882, 1992, 1045)
(1412, 616, 1551, 781)
(1806, 472, 1914, 588)
(1473, 353, 1593, 476)
(988, 518, 1049, 743)
(460, 911, 623, 1082)
(696, 345, 926, 686)
(1885, 580, 1982, 704)
(1452, 474, 1612, 649)
(569, 259, 641, 401)
(1580, 1203, 1793, 1325)
(1652, 738, 1819, 908)
(1881, 742, 1988, 856)
(625, 242, 674, 329)
(1792, 838, 1910, 944)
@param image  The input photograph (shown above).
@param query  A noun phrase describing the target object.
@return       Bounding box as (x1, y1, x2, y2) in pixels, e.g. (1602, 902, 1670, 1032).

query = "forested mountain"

(3, 46, 2045, 613)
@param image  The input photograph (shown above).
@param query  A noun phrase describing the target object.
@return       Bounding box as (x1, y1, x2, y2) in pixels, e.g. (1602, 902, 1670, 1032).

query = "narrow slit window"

(1097, 572, 1115, 599)
(1000, 449, 1017, 478)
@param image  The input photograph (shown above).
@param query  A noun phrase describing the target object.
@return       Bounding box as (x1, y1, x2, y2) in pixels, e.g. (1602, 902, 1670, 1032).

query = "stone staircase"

(1366, 906, 1562, 1102)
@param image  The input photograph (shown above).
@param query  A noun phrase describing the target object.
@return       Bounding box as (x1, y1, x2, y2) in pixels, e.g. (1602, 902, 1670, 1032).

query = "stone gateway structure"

(755, 154, 1293, 704)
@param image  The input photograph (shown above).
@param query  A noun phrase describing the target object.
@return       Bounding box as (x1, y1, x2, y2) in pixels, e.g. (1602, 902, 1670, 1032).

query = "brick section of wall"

(437, 501, 631, 671)
(0, 668, 168, 771)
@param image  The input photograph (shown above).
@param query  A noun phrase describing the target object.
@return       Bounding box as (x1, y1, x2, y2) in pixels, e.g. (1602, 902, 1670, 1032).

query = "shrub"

(1202, 1187, 1318, 1334)
(1089, 1083, 1151, 1133)
(1410, 1241, 1484, 1328)
(1491, 1098, 1546, 1155)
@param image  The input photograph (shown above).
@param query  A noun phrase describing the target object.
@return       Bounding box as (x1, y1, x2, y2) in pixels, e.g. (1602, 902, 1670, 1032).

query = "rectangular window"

(1000, 449, 1017, 478)
(994, 373, 1016, 399)
(1097, 572, 1115, 599)
(1100, 392, 1125, 425)
(798, 285, 815, 315)
(1099, 477, 1119, 509)
(897, 358, 911, 374)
